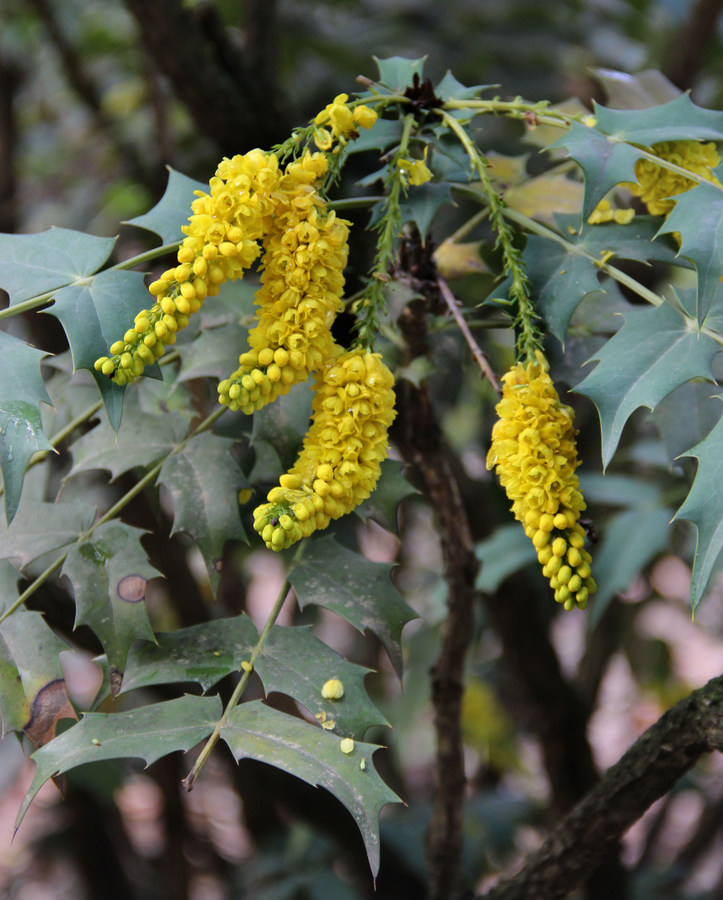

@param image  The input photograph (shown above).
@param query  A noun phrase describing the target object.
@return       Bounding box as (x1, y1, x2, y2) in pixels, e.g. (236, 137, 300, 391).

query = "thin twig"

(437, 277, 502, 395)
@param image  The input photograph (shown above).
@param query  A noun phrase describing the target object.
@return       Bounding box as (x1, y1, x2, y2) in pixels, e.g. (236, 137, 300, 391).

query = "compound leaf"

(159, 433, 249, 591)
(18, 694, 222, 829)
(220, 700, 400, 875)
(575, 303, 720, 468)
(0, 228, 115, 306)
(289, 537, 416, 676)
(0, 610, 75, 744)
(0, 500, 95, 569)
(674, 404, 723, 612)
(62, 522, 159, 687)
(125, 168, 206, 245)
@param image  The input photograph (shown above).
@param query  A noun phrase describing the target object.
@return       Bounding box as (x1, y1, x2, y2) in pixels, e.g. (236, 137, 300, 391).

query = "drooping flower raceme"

(627, 140, 721, 216)
(486, 352, 595, 610)
(253, 346, 396, 551)
(217, 152, 350, 415)
(95, 150, 282, 384)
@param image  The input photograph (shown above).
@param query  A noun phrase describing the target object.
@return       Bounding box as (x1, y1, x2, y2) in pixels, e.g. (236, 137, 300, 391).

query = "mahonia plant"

(3, 58, 723, 880)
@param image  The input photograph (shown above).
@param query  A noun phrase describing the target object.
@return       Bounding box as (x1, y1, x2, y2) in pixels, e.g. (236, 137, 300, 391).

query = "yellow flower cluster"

(627, 140, 721, 216)
(313, 93, 378, 151)
(486, 352, 595, 610)
(587, 198, 635, 226)
(95, 149, 282, 384)
(218, 153, 350, 414)
(253, 346, 396, 551)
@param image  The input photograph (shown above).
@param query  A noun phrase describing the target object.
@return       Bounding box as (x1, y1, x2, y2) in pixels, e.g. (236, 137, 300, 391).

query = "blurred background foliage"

(2, 1, 723, 899)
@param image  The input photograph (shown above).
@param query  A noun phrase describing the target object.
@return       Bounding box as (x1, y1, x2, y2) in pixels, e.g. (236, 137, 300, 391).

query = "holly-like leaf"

(175, 322, 250, 383)
(0, 331, 54, 523)
(69, 405, 188, 479)
(220, 700, 400, 875)
(258, 625, 387, 740)
(125, 167, 206, 246)
(594, 94, 723, 145)
(549, 120, 642, 220)
(289, 537, 416, 676)
(159, 433, 249, 591)
(251, 380, 313, 471)
(373, 56, 426, 92)
(0, 559, 19, 615)
(657, 181, 723, 321)
(475, 525, 537, 594)
(121, 615, 258, 694)
(0, 611, 75, 744)
(355, 459, 418, 534)
(590, 67, 681, 111)
(398, 182, 452, 237)
(653, 382, 723, 463)
(0, 228, 115, 306)
(575, 303, 720, 468)
(18, 694, 222, 829)
(589, 507, 673, 627)
(674, 403, 723, 612)
(435, 71, 488, 102)
(0, 500, 95, 569)
(346, 119, 404, 155)
(62, 522, 158, 688)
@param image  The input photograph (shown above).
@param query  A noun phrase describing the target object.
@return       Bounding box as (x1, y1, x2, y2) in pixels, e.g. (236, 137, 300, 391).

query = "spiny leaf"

(594, 94, 723, 144)
(220, 700, 400, 876)
(175, 322, 250, 383)
(435, 71, 489, 102)
(0, 331, 54, 523)
(548, 120, 642, 220)
(121, 615, 258, 694)
(674, 402, 723, 612)
(62, 522, 159, 688)
(251, 381, 313, 471)
(0, 610, 75, 743)
(289, 536, 416, 676)
(575, 303, 720, 468)
(0, 500, 96, 569)
(0, 228, 115, 305)
(373, 56, 426, 92)
(653, 382, 723, 463)
(355, 459, 418, 535)
(398, 182, 452, 237)
(258, 625, 387, 739)
(589, 507, 673, 628)
(69, 405, 188, 479)
(18, 694, 222, 830)
(657, 181, 723, 321)
(159, 433, 249, 591)
(125, 167, 206, 246)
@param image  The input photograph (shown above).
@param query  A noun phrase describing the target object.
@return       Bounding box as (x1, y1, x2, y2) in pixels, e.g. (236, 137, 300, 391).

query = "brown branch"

(123, 0, 288, 154)
(395, 299, 478, 900)
(481, 674, 723, 900)
(0, 50, 22, 234)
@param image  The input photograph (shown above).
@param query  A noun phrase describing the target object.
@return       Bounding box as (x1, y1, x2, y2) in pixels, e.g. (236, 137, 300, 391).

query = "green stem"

(0, 404, 227, 624)
(181, 542, 305, 791)
(438, 108, 541, 362)
(328, 195, 385, 210)
(443, 96, 577, 128)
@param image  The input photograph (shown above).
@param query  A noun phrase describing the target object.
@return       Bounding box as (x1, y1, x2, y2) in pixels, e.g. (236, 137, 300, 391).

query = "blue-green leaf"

(373, 56, 426, 92)
(475, 525, 537, 594)
(220, 700, 399, 875)
(575, 303, 720, 468)
(594, 94, 723, 144)
(0, 228, 115, 305)
(289, 537, 416, 676)
(159, 432, 248, 591)
(0, 500, 96, 569)
(674, 403, 723, 612)
(18, 694, 222, 829)
(125, 168, 206, 246)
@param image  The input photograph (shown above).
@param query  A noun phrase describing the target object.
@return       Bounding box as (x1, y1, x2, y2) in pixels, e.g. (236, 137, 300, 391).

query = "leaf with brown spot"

(0, 611, 76, 744)
(62, 522, 158, 691)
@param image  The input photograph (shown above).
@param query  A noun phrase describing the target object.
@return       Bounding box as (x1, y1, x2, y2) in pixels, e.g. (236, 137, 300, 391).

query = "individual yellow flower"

(95, 150, 281, 384)
(313, 93, 378, 150)
(396, 149, 433, 186)
(217, 152, 350, 415)
(486, 351, 595, 610)
(627, 140, 721, 216)
(252, 346, 396, 551)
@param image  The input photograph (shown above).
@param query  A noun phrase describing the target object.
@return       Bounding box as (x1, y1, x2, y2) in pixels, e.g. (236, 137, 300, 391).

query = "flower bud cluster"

(252, 347, 396, 551)
(486, 351, 595, 610)
(218, 153, 350, 415)
(313, 93, 378, 151)
(627, 140, 721, 216)
(95, 150, 282, 384)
